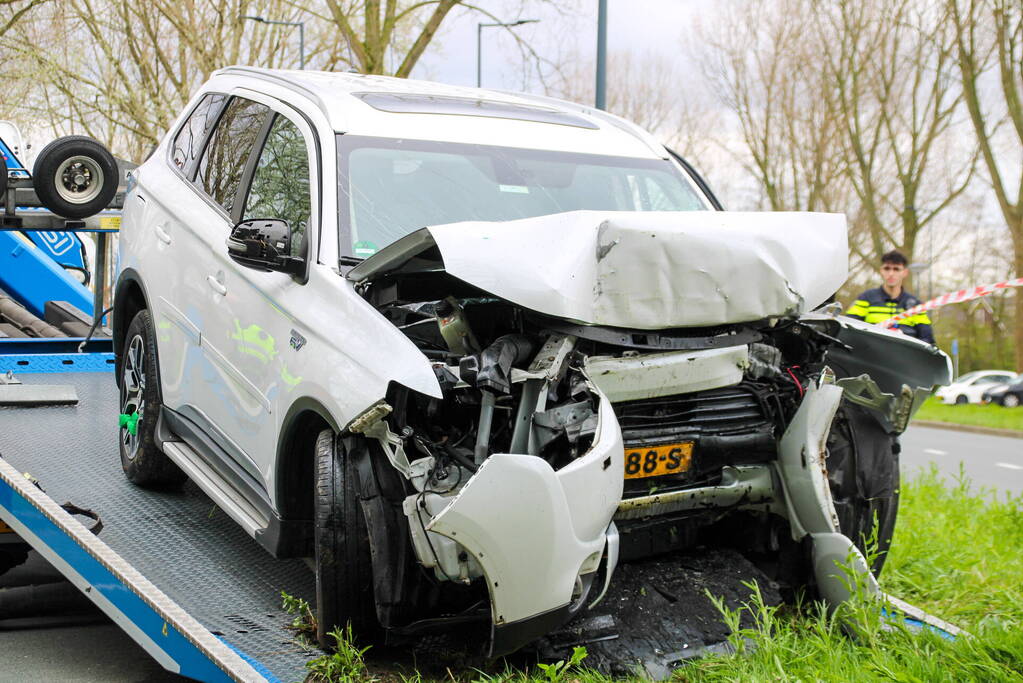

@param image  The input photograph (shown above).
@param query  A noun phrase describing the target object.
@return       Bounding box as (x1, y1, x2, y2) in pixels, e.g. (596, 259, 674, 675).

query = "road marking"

(995, 462, 1023, 471)
(923, 448, 947, 456)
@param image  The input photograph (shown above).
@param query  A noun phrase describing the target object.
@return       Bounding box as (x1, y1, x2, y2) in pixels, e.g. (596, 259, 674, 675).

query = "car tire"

(32, 136, 118, 219)
(826, 404, 899, 577)
(313, 429, 377, 648)
(0, 156, 7, 199)
(1003, 394, 1020, 408)
(955, 395, 968, 405)
(119, 309, 187, 487)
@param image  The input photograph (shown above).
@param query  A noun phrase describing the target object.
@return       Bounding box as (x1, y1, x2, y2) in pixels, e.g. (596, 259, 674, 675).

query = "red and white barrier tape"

(880, 277, 1023, 327)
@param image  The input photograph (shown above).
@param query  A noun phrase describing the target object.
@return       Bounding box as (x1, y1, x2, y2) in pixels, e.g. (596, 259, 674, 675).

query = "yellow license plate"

(624, 442, 694, 479)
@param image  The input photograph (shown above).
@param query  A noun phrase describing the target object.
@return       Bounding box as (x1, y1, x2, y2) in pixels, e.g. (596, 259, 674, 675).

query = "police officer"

(846, 250, 935, 344)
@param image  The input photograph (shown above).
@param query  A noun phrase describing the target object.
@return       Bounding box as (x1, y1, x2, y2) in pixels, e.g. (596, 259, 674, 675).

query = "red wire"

(786, 366, 804, 398)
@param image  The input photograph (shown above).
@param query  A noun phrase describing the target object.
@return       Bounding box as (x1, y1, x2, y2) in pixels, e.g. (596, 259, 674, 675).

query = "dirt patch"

(365, 547, 781, 680)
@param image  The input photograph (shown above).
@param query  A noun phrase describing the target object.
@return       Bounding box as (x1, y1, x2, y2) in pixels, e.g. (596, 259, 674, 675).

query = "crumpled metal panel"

(351, 210, 848, 330)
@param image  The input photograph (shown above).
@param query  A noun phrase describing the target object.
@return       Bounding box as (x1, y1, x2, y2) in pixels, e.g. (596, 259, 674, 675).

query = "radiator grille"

(614, 385, 768, 442)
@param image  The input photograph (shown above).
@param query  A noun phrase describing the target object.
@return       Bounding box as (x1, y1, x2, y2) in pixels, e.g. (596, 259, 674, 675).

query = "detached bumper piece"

(427, 392, 624, 657)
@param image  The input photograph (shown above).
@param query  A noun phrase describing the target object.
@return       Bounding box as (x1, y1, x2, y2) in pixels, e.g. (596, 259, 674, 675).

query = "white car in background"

(935, 370, 1018, 405)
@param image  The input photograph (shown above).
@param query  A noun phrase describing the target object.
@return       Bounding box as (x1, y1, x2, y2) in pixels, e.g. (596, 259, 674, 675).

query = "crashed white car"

(114, 67, 950, 655)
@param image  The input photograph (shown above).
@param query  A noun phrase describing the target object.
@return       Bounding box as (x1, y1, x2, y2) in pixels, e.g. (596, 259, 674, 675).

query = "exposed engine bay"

(341, 211, 951, 656)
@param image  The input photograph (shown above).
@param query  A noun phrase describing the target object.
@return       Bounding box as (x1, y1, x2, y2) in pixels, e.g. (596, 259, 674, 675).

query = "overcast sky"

(412, 1, 703, 95)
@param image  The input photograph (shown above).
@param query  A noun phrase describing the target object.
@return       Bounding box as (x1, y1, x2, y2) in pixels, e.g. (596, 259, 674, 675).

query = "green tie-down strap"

(119, 411, 140, 436)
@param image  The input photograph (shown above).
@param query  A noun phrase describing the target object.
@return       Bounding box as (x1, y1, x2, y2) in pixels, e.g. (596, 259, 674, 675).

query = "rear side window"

(170, 93, 226, 177)
(196, 97, 270, 214)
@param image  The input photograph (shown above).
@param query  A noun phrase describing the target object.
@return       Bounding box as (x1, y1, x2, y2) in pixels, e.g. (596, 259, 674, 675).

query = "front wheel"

(1003, 394, 1020, 408)
(118, 309, 186, 488)
(313, 430, 377, 648)
(826, 405, 899, 577)
(955, 395, 968, 405)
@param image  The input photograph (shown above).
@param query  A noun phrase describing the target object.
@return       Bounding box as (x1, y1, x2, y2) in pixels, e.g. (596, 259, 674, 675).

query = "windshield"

(336, 135, 709, 258)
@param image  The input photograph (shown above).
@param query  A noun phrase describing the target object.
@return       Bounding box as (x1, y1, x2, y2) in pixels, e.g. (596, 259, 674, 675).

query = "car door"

(140, 92, 227, 412)
(170, 95, 272, 480)
(209, 105, 318, 476)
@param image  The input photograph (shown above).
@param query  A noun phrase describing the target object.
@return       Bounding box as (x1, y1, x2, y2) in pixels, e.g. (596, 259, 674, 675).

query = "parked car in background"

(935, 370, 1018, 405)
(982, 379, 1023, 408)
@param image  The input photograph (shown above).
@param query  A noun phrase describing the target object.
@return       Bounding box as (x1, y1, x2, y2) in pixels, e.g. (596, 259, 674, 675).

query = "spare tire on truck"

(33, 136, 118, 219)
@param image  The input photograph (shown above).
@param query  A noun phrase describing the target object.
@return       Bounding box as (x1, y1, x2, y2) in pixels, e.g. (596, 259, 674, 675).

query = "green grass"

(915, 397, 1023, 432)
(324, 468, 1023, 682)
(670, 467, 1023, 682)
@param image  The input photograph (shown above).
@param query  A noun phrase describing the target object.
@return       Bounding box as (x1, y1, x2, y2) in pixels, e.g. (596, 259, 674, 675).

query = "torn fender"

(775, 382, 880, 603)
(427, 390, 624, 652)
(808, 312, 952, 396)
(803, 311, 951, 433)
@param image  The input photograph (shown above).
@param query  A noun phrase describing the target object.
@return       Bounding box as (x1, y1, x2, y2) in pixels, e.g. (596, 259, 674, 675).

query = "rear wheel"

(826, 405, 899, 577)
(118, 309, 186, 487)
(313, 430, 377, 648)
(955, 395, 968, 405)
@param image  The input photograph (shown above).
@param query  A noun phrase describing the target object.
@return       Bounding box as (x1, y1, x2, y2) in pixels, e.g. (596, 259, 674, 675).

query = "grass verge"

(915, 397, 1023, 431)
(673, 467, 1023, 682)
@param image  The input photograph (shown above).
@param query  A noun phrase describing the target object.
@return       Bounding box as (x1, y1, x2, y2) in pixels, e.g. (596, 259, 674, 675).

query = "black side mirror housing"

(227, 219, 304, 276)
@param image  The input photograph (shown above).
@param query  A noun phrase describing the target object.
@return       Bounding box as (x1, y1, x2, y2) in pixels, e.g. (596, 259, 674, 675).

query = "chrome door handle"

(206, 275, 227, 296)
(154, 224, 172, 244)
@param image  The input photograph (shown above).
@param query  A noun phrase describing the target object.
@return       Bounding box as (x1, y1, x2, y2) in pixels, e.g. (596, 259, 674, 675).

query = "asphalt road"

(900, 424, 1023, 496)
(1, 425, 1018, 682)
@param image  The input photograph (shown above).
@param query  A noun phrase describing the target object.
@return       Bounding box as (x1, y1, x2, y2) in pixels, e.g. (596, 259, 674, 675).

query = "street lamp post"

(241, 15, 306, 70)
(476, 19, 539, 88)
(596, 0, 607, 110)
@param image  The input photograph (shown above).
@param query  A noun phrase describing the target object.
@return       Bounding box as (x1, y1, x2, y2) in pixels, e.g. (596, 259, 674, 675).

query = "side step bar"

(0, 456, 273, 683)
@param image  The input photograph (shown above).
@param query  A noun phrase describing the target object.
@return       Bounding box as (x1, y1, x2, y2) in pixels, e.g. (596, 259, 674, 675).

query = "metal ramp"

(0, 361, 316, 682)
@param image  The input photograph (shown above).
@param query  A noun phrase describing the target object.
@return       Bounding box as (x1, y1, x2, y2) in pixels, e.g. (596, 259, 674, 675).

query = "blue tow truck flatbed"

(0, 350, 318, 682)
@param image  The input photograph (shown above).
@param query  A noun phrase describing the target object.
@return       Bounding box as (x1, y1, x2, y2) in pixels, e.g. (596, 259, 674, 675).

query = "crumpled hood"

(347, 210, 848, 329)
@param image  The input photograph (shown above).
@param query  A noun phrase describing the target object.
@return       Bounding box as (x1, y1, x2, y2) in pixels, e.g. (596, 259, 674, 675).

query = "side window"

(170, 93, 226, 177)
(196, 97, 270, 214)
(243, 115, 312, 257)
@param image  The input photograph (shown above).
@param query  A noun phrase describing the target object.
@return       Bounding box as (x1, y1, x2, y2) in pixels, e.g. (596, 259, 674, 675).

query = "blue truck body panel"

(0, 229, 94, 318)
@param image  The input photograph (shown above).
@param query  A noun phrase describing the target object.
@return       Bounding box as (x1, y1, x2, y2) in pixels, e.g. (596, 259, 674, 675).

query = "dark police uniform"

(845, 287, 934, 344)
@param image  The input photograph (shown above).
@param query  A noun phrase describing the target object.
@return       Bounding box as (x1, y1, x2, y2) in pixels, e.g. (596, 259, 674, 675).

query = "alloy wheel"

(120, 334, 146, 460)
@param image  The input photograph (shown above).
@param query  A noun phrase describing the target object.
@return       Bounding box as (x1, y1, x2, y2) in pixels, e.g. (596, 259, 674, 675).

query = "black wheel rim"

(120, 334, 146, 460)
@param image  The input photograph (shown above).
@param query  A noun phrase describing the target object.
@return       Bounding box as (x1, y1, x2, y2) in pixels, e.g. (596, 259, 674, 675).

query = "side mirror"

(227, 218, 304, 276)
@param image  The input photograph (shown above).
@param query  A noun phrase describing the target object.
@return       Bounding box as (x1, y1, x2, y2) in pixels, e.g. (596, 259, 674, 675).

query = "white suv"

(114, 67, 950, 655)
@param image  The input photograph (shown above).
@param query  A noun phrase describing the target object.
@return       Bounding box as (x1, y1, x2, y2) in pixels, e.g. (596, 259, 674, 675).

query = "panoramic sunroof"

(352, 92, 599, 129)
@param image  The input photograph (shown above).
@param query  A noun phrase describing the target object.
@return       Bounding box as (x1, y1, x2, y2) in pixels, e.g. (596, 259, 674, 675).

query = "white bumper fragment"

(427, 391, 624, 627)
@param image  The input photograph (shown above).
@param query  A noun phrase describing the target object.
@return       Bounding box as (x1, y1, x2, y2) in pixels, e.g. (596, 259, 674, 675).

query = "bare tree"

(315, 0, 462, 76)
(546, 50, 716, 164)
(0, 0, 47, 37)
(3, 0, 322, 159)
(696, 0, 852, 215)
(817, 0, 976, 264)
(949, 0, 1023, 370)
(697, 0, 976, 307)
